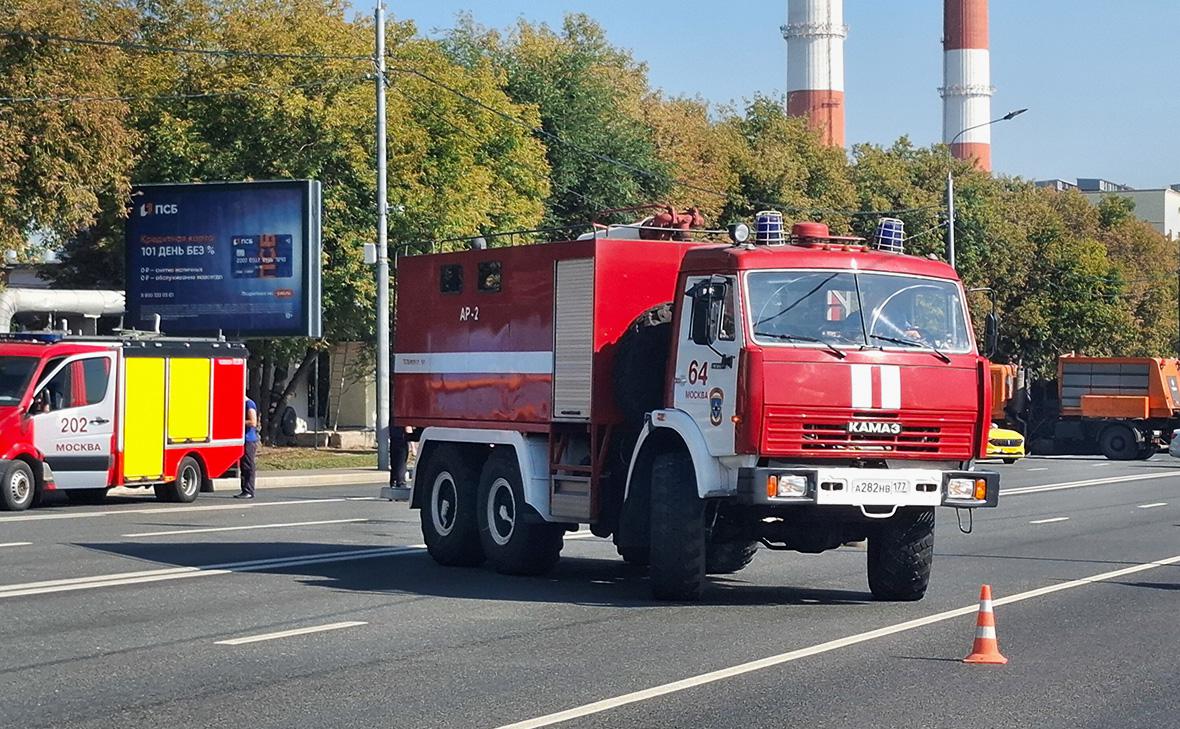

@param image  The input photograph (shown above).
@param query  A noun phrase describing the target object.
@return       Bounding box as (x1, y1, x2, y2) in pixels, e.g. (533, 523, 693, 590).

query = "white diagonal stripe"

(216, 621, 367, 646)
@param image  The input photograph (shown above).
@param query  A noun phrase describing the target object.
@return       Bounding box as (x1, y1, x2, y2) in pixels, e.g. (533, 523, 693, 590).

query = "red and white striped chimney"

(942, 0, 993, 171)
(783, 0, 845, 147)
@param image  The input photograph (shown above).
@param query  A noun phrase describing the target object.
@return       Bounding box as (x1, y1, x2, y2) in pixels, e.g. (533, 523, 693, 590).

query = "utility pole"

(946, 108, 1028, 269)
(374, 3, 390, 472)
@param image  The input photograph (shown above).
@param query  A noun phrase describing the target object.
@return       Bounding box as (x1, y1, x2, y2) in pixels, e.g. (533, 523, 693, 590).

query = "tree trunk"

(264, 347, 318, 445)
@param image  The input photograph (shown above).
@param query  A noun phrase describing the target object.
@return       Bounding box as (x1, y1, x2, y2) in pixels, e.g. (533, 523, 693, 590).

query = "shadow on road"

(75, 540, 874, 608)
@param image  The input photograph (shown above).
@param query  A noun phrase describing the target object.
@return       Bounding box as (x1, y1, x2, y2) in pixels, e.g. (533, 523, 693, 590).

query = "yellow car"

(987, 424, 1025, 464)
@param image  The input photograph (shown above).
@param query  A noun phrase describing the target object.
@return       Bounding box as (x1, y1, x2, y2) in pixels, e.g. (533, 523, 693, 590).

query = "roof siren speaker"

(755, 210, 786, 245)
(873, 218, 905, 254)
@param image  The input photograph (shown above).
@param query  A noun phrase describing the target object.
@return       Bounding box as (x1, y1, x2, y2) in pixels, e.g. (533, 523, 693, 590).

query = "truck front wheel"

(867, 507, 935, 601)
(0, 460, 35, 511)
(420, 445, 485, 567)
(706, 541, 759, 575)
(649, 451, 707, 601)
(1099, 424, 1140, 460)
(477, 449, 563, 575)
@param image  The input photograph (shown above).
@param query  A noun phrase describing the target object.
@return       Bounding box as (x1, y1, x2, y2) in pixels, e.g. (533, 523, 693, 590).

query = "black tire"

(706, 541, 759, 575)
(158, 456, 203, 503)
(419, 445, 485, 567)
(649, 451, 707, 601)
(1099, 424, 1139, 460)
(616, 543, 650, 567)
(67, 488, 108, 505)
(867, 507, 935, 601)
(613, 304, 673, 426)
(477, 449, 563, 575)
(1136, 441, 1156, 460)
(0, 460, 36, 511)
(1002, 458, 1018, 465)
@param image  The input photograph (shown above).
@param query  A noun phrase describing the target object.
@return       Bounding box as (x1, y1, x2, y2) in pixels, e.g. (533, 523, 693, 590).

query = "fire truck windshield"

(747, 271, 972, 354)
(0, 356, 39, 405)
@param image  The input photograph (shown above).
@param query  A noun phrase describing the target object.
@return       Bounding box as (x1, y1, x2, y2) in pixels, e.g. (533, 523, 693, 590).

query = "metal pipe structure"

(0, 289, 125, 333)
(374, 3, 391, 472)
(942, 0, 993, 170)
(782, 0, 846, 147)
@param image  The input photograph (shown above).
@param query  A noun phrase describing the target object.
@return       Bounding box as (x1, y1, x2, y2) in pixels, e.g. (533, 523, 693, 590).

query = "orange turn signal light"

(973, 479, 987, 500)
(767, 475, 778, 499)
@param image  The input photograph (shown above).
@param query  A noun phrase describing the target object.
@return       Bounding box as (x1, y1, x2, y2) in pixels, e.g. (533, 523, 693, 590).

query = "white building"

(1036, 178, 1180, 240)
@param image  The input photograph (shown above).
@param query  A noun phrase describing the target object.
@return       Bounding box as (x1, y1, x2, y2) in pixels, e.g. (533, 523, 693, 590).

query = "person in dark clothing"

(236, 397, 259, 499)
(391, 426, 410, 487)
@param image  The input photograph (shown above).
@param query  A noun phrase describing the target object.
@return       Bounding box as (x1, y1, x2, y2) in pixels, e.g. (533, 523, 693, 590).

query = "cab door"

(672, 275, 742, 455)
(31, 353, 117, 489)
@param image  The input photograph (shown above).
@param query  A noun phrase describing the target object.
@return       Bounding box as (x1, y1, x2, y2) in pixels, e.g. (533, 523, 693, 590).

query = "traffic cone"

(963, 584, 1008, 665)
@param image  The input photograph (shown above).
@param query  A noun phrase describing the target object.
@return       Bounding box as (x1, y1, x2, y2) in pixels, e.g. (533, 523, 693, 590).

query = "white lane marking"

(0, 545, 425, 600)
(0, 497, 360, 523)
(1004, 471, 1179, 496)
(1092, 463, 1110, 468)
(0, 542, 32, 548)
(1026, 467, 1048, 472)
(1029, 517, 1070, 524)
(495, 553, 1180, 729)
(123, 518, 367, 538)
(216, 621, 367, 646)
(1138, 502, 1168, 509)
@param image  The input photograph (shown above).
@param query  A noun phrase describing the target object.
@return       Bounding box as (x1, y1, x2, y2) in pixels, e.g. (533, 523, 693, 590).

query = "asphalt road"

(1, 455, 1177, 729)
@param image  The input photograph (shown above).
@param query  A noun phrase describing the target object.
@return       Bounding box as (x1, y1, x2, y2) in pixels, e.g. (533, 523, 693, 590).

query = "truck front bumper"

(736, 466, 998, 509)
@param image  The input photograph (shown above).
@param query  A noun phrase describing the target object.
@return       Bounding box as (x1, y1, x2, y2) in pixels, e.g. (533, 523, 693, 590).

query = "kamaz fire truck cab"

(389, 212, 998, 601)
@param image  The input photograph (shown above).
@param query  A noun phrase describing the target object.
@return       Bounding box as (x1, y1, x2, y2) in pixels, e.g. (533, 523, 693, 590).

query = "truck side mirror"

(984, 312, 999, 358)
(689, 281, 727, 346)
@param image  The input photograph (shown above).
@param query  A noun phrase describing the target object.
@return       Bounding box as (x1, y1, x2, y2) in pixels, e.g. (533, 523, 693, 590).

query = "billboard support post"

(374, 3, 391, 473)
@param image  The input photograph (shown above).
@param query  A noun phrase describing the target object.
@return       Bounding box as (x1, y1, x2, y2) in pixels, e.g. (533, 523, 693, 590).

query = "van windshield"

(747, 271, 973, 353)
(0, 356, 39, 405)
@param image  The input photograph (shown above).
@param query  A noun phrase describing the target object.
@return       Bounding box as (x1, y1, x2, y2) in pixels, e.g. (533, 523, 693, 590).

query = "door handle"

(91, 417, 110, 425)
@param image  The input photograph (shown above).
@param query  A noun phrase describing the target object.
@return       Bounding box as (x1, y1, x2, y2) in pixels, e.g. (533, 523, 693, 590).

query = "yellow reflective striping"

(123, 358, 166, 480)
(167, 358, 211, 442)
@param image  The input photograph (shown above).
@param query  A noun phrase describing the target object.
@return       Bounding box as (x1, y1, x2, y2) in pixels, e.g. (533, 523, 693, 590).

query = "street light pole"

(945, 108, 1028, 269)
(374, 3, 390, 472)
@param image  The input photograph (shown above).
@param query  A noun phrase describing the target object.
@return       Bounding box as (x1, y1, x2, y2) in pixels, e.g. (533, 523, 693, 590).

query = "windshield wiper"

(870, 334, 951, 363)
(755, 332, 847, 359)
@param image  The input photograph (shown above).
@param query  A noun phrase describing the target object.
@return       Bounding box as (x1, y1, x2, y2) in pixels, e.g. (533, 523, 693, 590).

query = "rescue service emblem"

(847, 420, 902, 436)
(708, 388, 724, 427)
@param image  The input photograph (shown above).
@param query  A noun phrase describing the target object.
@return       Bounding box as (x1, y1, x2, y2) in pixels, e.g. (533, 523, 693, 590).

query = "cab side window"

(79, 357, 111, 405)
(34, 356, 111, 412)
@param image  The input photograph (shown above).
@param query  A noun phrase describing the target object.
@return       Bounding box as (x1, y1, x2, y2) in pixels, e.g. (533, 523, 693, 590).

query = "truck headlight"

(947, 477, 988, 500)
(767, 474, 809, 498)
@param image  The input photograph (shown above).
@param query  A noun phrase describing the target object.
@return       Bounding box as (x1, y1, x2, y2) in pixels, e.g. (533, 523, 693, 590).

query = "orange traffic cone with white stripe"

(963, 584, 1008, 664)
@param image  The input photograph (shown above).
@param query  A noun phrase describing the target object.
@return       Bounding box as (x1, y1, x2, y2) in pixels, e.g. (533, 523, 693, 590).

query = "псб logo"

(138, 202, 179, 217)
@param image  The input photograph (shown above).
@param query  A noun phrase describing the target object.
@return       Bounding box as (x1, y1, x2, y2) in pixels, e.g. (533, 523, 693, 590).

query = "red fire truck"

(0, 335, 247, 511)
(388, 215, 999, 600)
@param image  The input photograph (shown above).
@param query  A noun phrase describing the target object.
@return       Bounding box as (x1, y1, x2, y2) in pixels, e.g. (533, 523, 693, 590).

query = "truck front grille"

(762, 409, 976, 459)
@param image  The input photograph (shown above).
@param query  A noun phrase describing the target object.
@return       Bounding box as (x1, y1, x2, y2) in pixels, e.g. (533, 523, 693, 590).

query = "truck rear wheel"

(1, 460, 35, 511)
(649, 451, 707, 601)
(706, 541, 759, 575)
(157, 456, 202, 503)
(420, 445, 485, 567)
(867, 507, 934, 601)
(1099, 424, 1140, 460)
(477, 449, 563, 575)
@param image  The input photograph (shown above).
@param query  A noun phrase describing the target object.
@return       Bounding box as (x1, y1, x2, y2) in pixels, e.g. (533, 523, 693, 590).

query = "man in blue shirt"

(236, 397, 259, 499)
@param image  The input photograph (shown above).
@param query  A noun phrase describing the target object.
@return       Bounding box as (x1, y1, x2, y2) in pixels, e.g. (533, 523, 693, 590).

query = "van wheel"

(649, 451, 707, 601)
(0, 460, 36, 511)
(477, 449, 563, 575)
(158, 457, 202, 503)
(420, 445, 485, 567)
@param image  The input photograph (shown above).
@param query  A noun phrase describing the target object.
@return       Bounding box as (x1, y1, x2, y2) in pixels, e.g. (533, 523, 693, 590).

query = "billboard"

(126, 180, 322, 338)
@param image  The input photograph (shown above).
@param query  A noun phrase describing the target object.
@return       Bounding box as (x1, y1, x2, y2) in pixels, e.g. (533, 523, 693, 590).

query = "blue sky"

(373, 1, 1180, 188)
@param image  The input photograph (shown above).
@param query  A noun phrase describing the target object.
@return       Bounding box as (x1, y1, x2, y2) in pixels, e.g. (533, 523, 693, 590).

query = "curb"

(106, 470, 389, 497)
